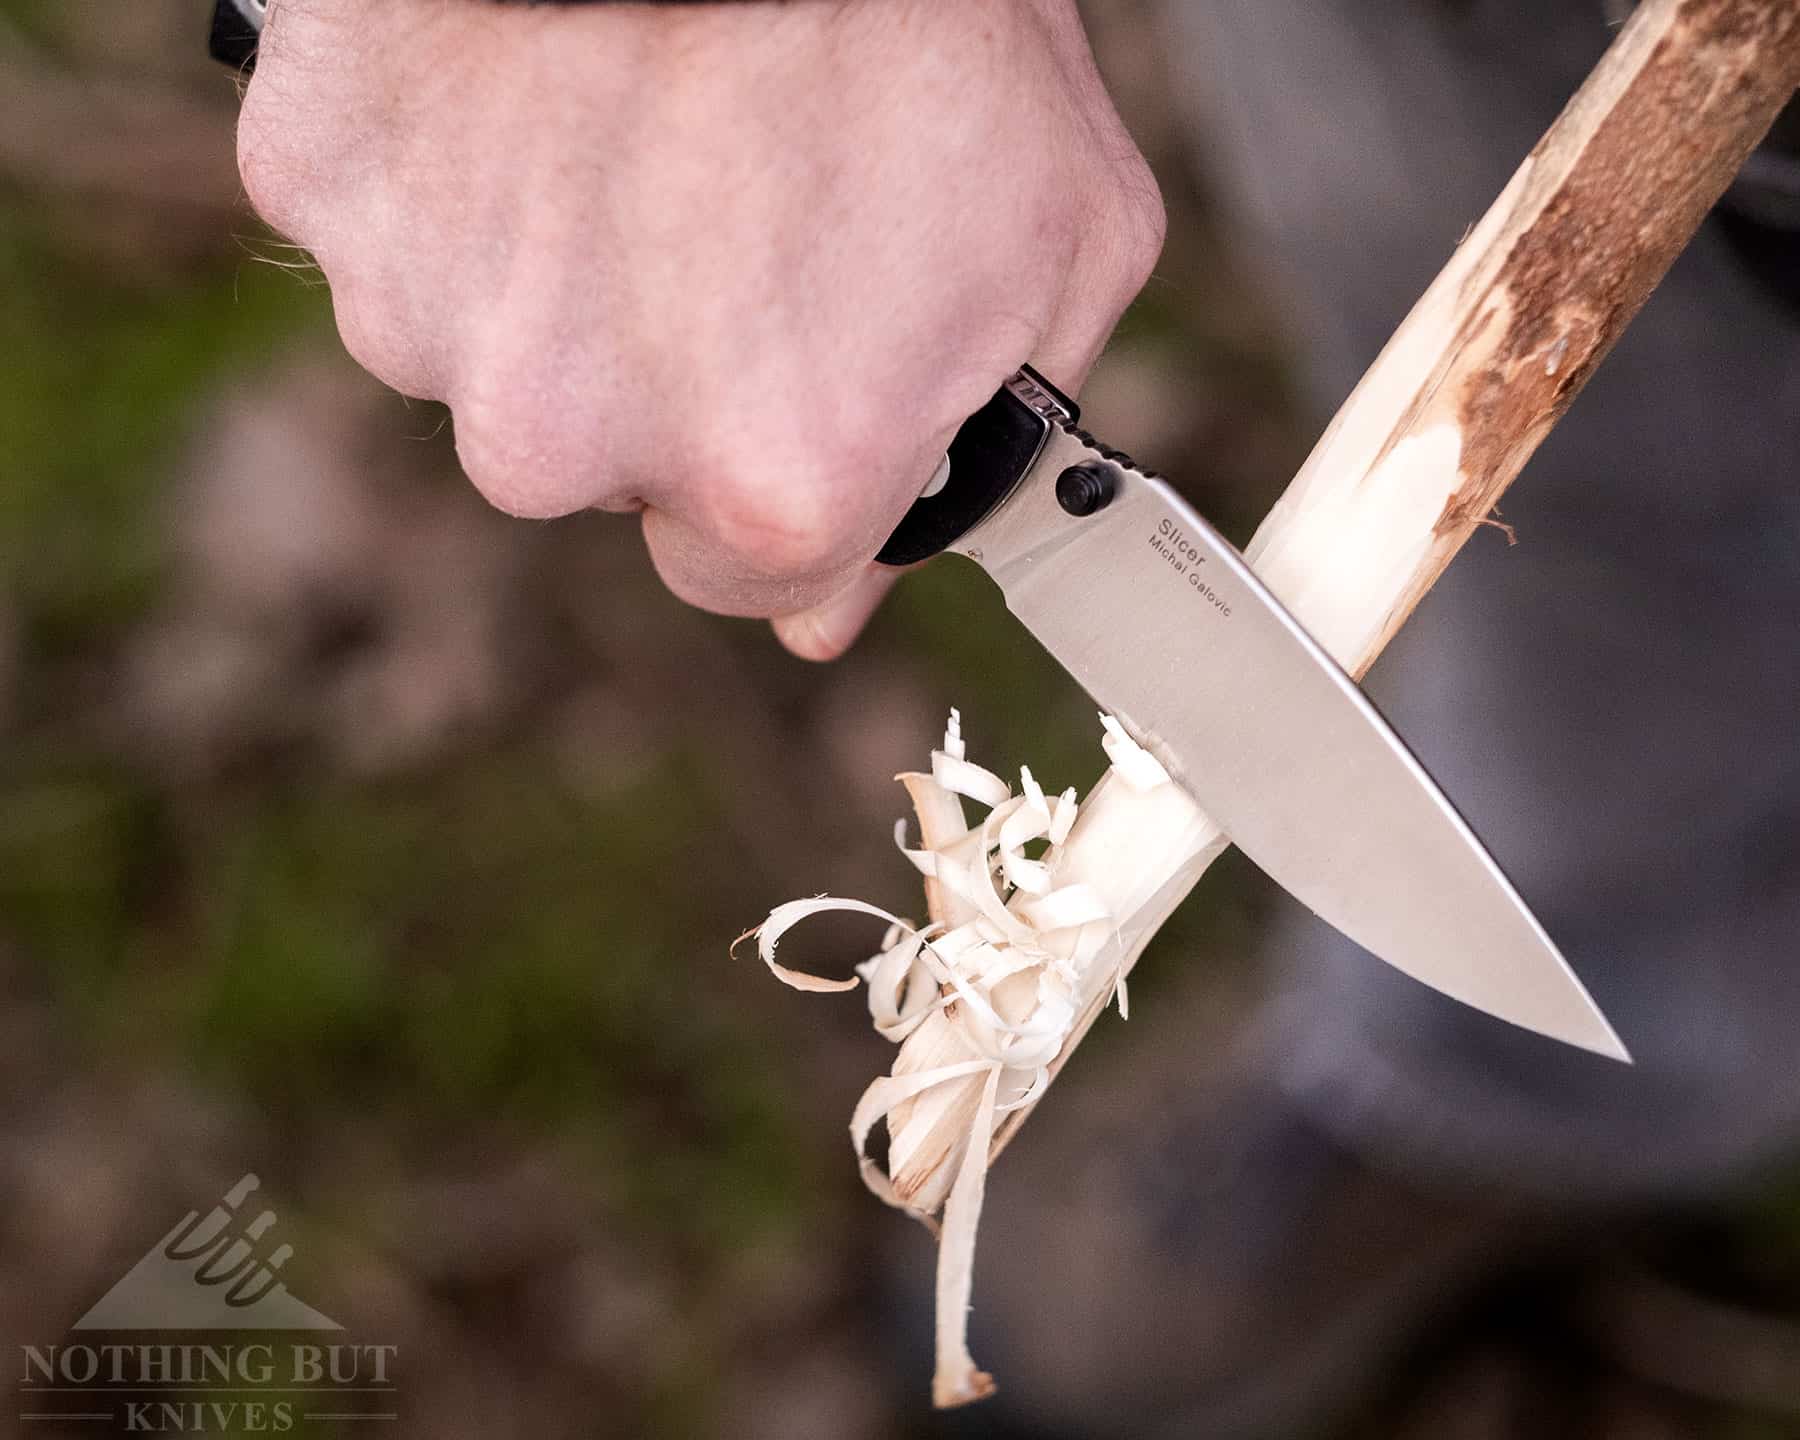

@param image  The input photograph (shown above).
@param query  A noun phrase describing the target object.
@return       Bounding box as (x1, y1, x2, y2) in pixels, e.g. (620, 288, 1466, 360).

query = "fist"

(237, 0, 1164, 656)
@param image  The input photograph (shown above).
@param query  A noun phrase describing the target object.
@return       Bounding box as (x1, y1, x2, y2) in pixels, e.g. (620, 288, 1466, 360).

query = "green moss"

(0, 210, 321, 649)
(0, 759, 160, 1003)
(138, 748, 815, 1245)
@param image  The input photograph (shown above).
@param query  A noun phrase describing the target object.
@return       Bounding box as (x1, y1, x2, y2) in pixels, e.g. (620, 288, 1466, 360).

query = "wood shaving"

(739, 709, 1206, 1406)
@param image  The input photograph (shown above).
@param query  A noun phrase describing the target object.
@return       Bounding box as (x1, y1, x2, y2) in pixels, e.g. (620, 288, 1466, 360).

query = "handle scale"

(876, 367, 1079, 567)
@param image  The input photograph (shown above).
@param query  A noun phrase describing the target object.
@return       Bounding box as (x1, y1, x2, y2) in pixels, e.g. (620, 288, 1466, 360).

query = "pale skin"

(237, 0, 1165, 658)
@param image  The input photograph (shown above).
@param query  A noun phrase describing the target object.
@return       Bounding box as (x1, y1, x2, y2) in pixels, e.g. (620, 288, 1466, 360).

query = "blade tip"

(1570, 1017, 1633, 1065)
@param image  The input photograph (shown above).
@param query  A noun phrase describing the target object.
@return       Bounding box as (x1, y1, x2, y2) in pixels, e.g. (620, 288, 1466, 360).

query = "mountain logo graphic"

(74, 1175, 341, 1331)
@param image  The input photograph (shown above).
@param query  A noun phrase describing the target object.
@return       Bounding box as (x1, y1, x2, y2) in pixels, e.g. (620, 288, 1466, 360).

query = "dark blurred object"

(1156, 0, 1800, 1201)
(208, 0, 262, 72)
(1718, 95, 1800, 315)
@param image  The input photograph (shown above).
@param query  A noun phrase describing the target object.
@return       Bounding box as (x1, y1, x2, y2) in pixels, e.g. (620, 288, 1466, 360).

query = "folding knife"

(205, 0, 1621, 1059)
(881, 367, 1628, 1061)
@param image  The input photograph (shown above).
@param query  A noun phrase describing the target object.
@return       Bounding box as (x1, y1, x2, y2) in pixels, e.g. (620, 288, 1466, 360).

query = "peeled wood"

(748, 714, 1213, 1405)
(888, 0, 1800, 1206)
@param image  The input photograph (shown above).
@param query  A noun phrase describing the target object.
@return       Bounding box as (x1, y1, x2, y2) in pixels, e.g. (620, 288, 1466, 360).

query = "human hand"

(237, 0, 1164, 657)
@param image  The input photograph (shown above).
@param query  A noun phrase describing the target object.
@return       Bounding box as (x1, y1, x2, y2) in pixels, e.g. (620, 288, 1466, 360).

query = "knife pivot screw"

(1055, 462, 1117, 518)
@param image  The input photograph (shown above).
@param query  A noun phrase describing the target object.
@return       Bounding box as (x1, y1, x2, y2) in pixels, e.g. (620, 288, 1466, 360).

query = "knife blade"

(881, 368, 1628, 1062)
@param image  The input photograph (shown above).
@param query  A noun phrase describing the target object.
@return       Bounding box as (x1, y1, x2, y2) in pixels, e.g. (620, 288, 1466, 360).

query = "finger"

(770, 563, 903, 662)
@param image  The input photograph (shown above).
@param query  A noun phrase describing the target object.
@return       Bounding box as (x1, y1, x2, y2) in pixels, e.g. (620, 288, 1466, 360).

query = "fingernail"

(771, 566, 898, 662)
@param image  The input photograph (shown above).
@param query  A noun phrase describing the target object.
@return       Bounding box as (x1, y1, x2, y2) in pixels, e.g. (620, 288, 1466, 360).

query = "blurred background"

(3, 1, 1799, 1436)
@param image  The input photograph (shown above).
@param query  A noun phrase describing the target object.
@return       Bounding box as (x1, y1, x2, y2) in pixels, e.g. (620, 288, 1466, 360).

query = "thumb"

(771, 449, 954, 661)
(771, 562, 903, 662)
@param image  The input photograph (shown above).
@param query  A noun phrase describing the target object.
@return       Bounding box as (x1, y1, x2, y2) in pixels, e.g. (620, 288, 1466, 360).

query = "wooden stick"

(888, 0, 1800, 1193)
(1244, 0, 1800, 683)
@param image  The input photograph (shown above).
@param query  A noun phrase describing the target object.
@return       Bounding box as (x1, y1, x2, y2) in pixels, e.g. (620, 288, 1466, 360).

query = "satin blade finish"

(959, 425, 1627, 1061)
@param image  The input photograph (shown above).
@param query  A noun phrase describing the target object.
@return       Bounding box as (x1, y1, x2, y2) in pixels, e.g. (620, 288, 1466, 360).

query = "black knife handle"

(209, 0, 265, 70)
(876, 366, 1079, 567)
